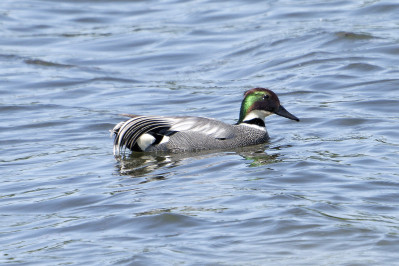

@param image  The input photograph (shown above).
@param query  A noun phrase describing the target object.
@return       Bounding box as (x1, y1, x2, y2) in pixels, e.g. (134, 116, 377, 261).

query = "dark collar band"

(242, 118, 265, 127)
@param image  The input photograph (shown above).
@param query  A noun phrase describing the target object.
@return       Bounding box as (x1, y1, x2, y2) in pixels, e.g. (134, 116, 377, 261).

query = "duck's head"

(238, 88, 300, 125)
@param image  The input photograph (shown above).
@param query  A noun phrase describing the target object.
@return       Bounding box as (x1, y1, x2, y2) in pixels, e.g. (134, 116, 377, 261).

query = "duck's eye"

(263, 94, 270, 100)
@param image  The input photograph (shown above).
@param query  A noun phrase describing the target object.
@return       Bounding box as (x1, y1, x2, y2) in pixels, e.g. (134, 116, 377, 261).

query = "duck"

(112, 88, 299, 155)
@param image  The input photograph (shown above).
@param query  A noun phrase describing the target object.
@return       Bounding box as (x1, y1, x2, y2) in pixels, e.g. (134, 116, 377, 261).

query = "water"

(1, 0, 399, 264)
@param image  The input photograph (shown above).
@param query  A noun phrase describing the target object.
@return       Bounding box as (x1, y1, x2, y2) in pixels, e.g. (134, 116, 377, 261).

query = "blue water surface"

(1, 0, 399, 265)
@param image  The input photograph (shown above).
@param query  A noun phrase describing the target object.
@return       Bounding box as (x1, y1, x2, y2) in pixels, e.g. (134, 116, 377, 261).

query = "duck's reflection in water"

(115, 143, 282, 181)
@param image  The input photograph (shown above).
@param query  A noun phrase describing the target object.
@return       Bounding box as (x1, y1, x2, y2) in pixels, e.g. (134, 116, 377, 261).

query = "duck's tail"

(112, 116, 170, 156)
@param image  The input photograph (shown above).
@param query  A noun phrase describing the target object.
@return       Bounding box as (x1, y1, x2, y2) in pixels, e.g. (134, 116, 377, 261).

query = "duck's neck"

(238, 110, 271, 127)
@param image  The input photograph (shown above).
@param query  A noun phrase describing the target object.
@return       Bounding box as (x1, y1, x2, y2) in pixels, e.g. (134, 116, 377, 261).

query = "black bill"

(275, 105, 300, 122)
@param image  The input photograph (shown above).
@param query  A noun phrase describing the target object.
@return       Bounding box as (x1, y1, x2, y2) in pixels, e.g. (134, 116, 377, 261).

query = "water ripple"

(1, 0, 399, 265)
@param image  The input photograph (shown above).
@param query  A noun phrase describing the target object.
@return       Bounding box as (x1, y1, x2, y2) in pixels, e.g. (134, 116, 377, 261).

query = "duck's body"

(112, 88, 299, 155)
(113, 115, 269, 154)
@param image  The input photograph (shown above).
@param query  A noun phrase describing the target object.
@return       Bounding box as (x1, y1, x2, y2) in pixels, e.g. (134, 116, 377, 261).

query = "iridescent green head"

(238, 88, 299, 124)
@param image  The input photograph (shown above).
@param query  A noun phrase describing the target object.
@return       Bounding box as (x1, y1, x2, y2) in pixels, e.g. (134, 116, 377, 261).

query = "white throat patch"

(243, 110, 272, 122)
